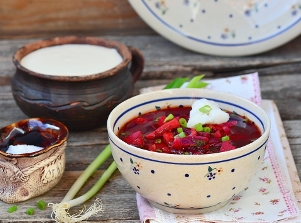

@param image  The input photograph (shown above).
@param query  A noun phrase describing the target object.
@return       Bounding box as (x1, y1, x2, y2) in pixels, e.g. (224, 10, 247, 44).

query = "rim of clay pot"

(12, 36, 132, 82)
(0, 118, 69, 158)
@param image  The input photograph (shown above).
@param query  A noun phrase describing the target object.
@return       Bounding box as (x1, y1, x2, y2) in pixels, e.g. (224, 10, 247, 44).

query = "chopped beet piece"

(184, 128, 197, 136)
(213, 130, 222, 138)
(135, 117, 146, 124)
(157, 116, 166, 127)
(222, 126, 231, 135)
(162, 131, 174, 145)
(192, 135, 209, 143)
(172, 136, 203, 150)
(162, 147, 172, 154)
(123, 131, 144, 147)
(220, 141, 236, 152)
(197, 131, 211, 138)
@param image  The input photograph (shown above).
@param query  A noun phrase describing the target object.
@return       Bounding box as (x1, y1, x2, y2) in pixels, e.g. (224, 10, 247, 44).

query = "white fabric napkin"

(137, 73, 301, 223)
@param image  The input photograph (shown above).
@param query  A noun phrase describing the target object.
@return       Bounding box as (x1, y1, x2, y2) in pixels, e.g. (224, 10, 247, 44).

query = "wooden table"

(0, 35, 300, 222)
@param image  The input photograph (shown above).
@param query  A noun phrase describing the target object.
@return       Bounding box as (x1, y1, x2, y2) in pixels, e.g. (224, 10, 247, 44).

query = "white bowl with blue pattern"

(107, 89, 270, 214)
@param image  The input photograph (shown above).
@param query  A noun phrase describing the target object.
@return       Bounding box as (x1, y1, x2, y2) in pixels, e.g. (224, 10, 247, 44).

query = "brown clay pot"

(11, 36, 144, 131)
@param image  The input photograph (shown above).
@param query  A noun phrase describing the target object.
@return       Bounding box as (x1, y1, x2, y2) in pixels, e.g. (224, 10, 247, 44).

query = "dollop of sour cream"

(187, 99, 229, 128)
(6, 145, 43, 155)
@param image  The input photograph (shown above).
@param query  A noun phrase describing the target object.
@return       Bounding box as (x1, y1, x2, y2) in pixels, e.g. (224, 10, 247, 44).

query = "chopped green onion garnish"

(199, 105, 212, 114)
(184, 152, 189, 155)
(8, 205, 17, 213)
(185, 74, 209, 88)
(179, 118, 187, 127)
(155, 106, 161, 110)
(164, 114, 174, 123)
(37, 200, 47, 210)
(222, 136, 230, 142)
(203, 127, 211, 132)
(156, 149, 163, 153)
(177, 127, 183, 133)
(26, 207, 34, 215)
(178, 132, 186, 138)
(194, 123, 203, 132)
(155, 139, 162, 143)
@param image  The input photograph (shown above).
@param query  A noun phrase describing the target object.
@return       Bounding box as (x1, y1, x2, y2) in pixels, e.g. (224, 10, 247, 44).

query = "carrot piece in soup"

(146, 118, 180, 139)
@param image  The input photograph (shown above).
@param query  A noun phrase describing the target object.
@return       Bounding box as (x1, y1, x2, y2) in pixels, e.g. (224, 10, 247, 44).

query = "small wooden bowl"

(0, 118, 68, 203)
(11, 36, 144, 131)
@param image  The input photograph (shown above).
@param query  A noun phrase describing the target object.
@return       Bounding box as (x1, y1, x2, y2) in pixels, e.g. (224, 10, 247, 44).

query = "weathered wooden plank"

(0, 0, 154, 39)
(1, 35, 301, 82)
(289, 145, 301, 179)
(260, 74, 301, 120)
(65, 146, 112, 171)
(283, 121, 301, 145)
(0, 170, 139, 222)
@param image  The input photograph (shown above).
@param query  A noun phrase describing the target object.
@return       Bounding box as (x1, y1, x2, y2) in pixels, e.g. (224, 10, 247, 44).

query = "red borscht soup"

(118, 106, 261, 155)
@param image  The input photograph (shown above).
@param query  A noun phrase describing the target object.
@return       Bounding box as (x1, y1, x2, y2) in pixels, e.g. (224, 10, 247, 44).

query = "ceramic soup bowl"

(107, 89, 270, 214)
(12, 36, 144, 131)
(0, 118, 68, 203)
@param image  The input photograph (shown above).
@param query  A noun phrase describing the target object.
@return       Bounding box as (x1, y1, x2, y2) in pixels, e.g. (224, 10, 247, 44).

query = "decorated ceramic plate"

(128, 0, 301, 56)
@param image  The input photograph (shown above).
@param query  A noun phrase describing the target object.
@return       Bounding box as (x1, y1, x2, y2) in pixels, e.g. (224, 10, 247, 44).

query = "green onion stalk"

(50, 145, 117, 223)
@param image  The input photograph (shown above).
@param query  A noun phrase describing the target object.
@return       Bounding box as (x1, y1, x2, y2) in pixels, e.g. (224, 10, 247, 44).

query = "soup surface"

(118, 106, 261, 155)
